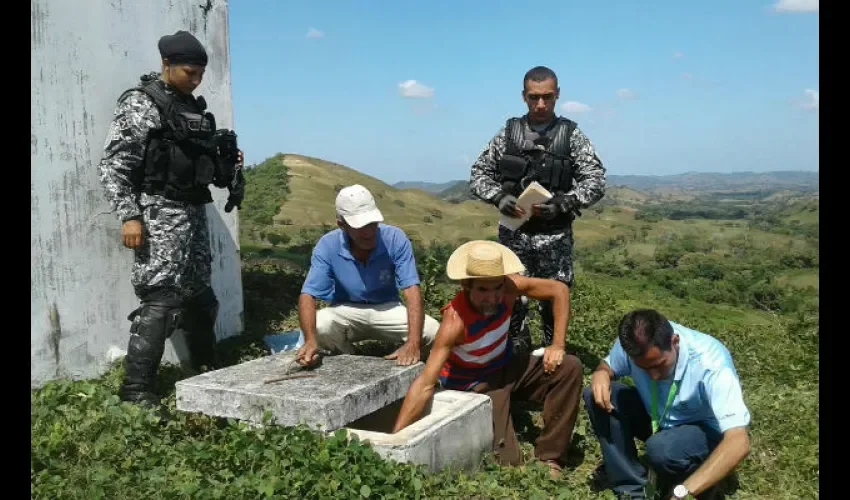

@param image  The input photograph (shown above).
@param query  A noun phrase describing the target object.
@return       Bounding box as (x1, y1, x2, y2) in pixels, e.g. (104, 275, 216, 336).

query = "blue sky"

(227, 0, 819, 184)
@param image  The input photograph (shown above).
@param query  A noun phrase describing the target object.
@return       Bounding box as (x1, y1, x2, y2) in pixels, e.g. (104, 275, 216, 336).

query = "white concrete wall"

(31, 0, 243, 388)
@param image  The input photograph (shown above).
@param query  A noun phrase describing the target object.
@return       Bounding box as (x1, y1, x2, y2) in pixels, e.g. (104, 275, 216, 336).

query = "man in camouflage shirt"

(98, 30, 245, 407)
(469, 66, 606, 352)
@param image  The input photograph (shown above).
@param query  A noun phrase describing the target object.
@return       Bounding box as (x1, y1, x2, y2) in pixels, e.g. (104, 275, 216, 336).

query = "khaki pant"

(315, 302, 441, 358)
(471, 352, 584, 466)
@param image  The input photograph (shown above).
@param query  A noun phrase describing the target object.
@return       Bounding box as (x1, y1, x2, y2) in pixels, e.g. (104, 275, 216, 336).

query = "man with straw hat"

(392, 240, 584, 479)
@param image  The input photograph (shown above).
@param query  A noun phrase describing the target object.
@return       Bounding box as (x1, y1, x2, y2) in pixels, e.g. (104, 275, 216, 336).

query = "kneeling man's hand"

(542, 345, 565, 374)
(296, 341, 320, 367)
(590, 370, 614, 413)
(385, 341, 420, 366)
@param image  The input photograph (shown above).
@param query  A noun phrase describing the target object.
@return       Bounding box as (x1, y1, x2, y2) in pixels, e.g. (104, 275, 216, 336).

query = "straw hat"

(446, 240, 526, 280)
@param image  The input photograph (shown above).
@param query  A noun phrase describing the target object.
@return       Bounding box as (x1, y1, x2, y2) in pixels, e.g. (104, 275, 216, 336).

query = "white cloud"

(673, 51, 685, 60)
(798, 88, 819, 111)
(398, 80, 435, 99)
(561, 101, 592, 114)
(306, 28, 325, 39)
(772, 0, 818, 12)
(681, 72, 694, 80)
(616, 88, 638, 100)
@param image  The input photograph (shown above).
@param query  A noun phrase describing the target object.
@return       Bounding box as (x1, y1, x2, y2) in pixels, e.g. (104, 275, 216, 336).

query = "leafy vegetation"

(32, 158, 818, 499)
(241, 154, 291, 231)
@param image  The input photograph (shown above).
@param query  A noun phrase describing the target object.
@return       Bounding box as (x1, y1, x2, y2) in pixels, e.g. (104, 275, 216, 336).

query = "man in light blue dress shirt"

(584, 309, 751, 500)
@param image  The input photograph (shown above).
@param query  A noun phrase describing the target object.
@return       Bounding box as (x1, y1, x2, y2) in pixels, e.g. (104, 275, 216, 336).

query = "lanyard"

(650, 379, 679, 434)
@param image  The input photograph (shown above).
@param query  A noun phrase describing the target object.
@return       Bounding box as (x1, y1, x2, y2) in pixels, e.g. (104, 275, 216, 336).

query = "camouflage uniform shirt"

(97, 80, 213, 300)
(468, 121, 606, 209)
(468, 119, 607, 346)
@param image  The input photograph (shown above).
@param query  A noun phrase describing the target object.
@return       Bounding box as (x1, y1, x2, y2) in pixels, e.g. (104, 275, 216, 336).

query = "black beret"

(158, 30, 208, 66)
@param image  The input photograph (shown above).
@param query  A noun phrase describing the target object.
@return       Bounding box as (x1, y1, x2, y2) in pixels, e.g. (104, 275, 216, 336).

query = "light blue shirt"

(301, 224, 420, 305)
(603, 321, 751, 435)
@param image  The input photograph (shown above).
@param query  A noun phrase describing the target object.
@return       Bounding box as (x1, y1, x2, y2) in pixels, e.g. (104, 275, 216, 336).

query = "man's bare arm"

(295, 293, 320, 366)
(392, 310, 464, 433)
(298, 293, 318, 344)
(507, 274, 570, 348)
(682, 427, 750, 496)
(401, 285, 424, 346)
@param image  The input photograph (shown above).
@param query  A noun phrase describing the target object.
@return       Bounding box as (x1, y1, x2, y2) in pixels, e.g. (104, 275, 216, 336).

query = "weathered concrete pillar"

(31, 0, 243, 388)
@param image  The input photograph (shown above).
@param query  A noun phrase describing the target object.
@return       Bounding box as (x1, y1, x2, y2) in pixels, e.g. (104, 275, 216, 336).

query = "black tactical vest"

(118, 74, 220, 205)
(497, 115, 578, 232)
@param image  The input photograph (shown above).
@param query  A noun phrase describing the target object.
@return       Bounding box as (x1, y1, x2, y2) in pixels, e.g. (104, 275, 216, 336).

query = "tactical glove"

(537, 194, 580, 220)
(495, 193, 520, 217)
(224, 169, 245, 213)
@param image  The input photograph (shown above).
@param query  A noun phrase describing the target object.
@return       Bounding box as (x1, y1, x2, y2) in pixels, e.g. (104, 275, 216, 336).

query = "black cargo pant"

(498, 225, 575, 351)
(119, 198, 219, 405)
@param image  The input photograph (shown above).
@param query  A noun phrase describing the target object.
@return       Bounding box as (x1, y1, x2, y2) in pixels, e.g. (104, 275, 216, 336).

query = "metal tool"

(262, 355, 317, 384)
(263, 372, 318, 384)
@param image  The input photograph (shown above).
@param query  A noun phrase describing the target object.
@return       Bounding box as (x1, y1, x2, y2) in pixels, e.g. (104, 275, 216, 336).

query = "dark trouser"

(582, 383, 723, 499)
(120, 286, 219, 404)
(120, 196, 218, 405)
(470, 352, 584, 466)
(498, 225, 574, 350)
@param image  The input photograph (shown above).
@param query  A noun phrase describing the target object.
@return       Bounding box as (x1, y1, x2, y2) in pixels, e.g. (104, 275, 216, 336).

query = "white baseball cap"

(335, 184, 384, 229)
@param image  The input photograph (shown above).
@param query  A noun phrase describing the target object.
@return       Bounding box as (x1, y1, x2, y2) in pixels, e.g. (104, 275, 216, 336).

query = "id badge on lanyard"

(650, 379, 680, 434)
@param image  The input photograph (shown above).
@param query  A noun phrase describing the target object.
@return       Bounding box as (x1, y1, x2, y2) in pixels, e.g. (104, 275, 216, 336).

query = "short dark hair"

(617, 309, 674, 357)
(523, 66, 558, 90)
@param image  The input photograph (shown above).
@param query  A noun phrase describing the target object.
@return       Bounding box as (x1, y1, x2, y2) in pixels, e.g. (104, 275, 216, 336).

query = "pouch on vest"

(212, 129, 239, 188)
(552, 158, 573, 192)
(498, 154, 528, 182)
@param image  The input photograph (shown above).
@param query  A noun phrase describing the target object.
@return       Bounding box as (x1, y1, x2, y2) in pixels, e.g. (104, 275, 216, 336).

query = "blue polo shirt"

(603, 321, 751, 435)
(300, 224, 421, 305)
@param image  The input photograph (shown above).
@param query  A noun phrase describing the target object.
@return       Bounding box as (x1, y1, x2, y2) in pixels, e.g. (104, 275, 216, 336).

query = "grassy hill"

(241, 154, 499, 249)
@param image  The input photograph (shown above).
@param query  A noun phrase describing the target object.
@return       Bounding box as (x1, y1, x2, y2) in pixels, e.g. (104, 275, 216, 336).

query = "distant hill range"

(392, 180, 461, 194)
(394, 171, 819, 203)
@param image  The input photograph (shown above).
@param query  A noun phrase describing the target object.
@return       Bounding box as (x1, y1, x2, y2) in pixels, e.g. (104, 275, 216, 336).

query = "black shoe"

(120, 394, 170, 424)
(119, 386, 160, 404)
(590, 463, 609, 490)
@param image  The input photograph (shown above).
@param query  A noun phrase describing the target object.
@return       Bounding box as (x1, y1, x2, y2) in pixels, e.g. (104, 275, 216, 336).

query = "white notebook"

(498, 181, 553, 231)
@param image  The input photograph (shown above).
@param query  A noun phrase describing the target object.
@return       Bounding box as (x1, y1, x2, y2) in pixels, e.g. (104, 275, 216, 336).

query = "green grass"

(32, 252, 818, 499)
(775, 269, 819, 291)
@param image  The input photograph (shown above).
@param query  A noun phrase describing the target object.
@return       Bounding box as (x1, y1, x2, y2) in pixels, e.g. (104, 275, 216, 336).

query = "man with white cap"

(295, 184, 440, 367)
(391, 240, 584, 479)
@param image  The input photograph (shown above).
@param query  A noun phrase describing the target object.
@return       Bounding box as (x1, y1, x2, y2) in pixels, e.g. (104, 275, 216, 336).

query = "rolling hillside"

(243, 154, 499, 247)
(424, 170, 818, 204)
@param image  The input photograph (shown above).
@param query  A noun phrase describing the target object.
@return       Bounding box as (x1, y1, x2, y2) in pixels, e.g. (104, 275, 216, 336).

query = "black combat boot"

(183, 287, 220, 373)
(118, 302, 176, 406)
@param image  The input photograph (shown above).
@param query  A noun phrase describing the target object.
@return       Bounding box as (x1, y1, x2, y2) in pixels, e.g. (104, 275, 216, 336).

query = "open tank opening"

(345, 397, 435, 433)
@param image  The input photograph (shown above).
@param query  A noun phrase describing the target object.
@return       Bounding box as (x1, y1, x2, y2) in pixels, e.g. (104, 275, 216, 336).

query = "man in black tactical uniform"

(97, 30, 246, 407)
(469, 66, 606, 354)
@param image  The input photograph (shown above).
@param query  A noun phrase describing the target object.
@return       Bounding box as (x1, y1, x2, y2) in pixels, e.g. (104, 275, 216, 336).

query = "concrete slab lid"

(175, 352, 425, 430)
